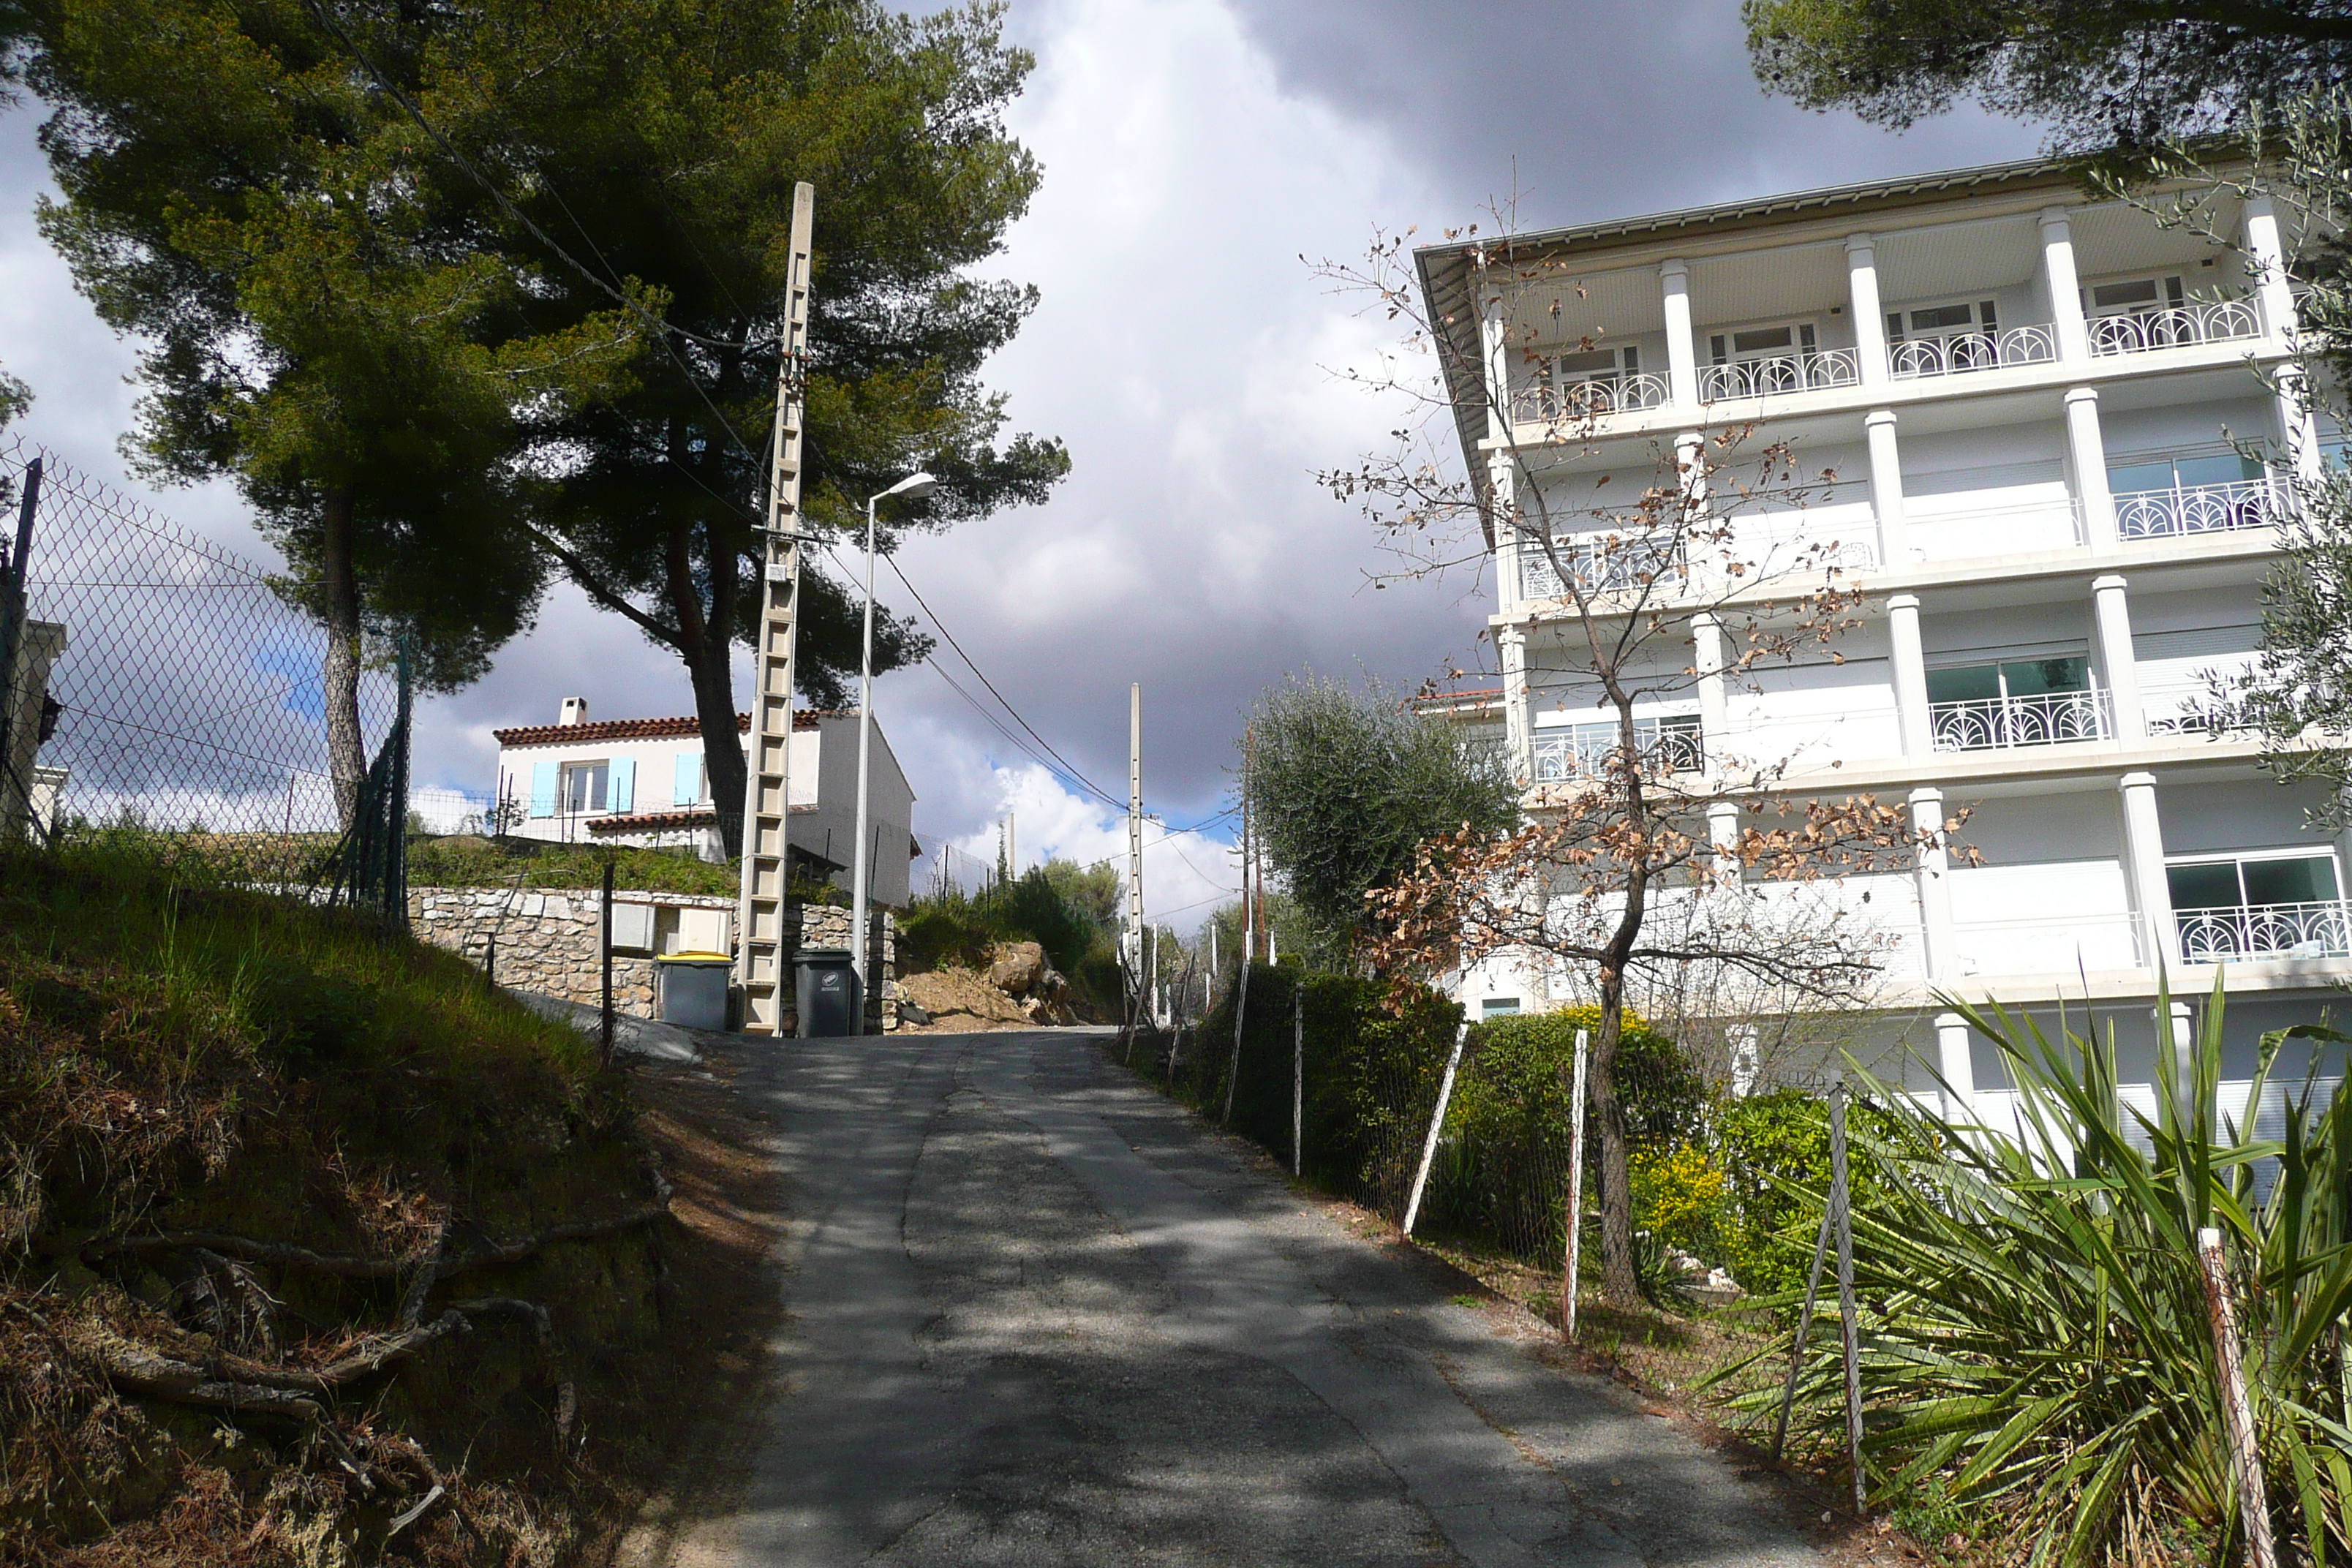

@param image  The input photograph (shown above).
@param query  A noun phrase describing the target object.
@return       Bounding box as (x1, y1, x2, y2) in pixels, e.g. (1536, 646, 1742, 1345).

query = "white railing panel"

(1511, 372, 1673, 424)
(2114, 478, 2280, 540)
(1697, 349, 1861, 403)
(2089, 296, 2264, 356)
(1954, 911, 2148, 978)
(1930, 689, 2112, 752)
(1518, 534, 1686, 600)
(2176, 900, 2352, 962)
(1889, 325, 2058, 380)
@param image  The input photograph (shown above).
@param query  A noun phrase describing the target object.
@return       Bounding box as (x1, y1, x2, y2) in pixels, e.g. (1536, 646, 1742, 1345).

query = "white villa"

(1415, 155, 2350, 1107)
(491, 698, 919, 908)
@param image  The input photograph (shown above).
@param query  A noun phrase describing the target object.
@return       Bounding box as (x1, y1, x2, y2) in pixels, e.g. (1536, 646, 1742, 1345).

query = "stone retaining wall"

(408, 886, 897, 1030)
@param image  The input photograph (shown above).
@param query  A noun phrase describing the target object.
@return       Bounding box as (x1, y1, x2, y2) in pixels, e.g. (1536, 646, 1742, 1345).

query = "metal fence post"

(1221, 958, 1251, 1124)
(1292, 981, 1304, 1177)
(1829, 1084, 1866, 1515)
(0, 456, 42, 826)
(1403, 1019, 1469, 1237)
(1563, 1026, 1588, 1338)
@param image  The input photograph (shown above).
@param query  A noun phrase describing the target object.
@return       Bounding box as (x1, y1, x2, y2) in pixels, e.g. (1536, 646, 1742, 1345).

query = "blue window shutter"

(674, 750, 702, 806)
(608, 756, 635, 813)
(529, 761, 557, 818)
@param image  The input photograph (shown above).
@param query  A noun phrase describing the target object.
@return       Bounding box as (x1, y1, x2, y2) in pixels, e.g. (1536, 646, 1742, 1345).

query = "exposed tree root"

(53, 1194, 671, 1281)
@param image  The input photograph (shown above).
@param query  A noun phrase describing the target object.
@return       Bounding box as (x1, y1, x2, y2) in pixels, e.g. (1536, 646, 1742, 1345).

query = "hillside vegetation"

(0, 834, 675, 1564)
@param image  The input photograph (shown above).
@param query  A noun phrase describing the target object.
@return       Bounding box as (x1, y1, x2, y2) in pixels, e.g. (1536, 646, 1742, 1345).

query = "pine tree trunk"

(1591, 981, 1641, 1307)
(696, 638, 746, 860)
(320, 486, 365, 829)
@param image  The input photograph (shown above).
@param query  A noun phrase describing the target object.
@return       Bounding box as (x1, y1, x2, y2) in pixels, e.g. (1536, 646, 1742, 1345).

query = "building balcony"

(1698, 350, 1861, 403)
(2115, 477, 2280, 540)
(2176, 900, 2352, 962)
(1929, 688, 2113, 753)
(1518, 534, 1685, 599)
(2089, 295, 2265, 357)
(1531, 715, 1703, 782)
(1509, 373, 1671, 425)
(1890, 325, 2059, 380)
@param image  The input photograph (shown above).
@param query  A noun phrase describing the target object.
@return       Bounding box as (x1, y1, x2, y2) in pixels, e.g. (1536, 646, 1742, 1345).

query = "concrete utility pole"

(1008, 812, 1017, 878)
(1126, 684, 1145, 1009)
(1240, 724, 1254, 964)
(736, 181, 816, 1036)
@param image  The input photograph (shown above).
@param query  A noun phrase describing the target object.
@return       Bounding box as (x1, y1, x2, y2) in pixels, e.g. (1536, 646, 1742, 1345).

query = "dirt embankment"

(0, 843, 777, 1567)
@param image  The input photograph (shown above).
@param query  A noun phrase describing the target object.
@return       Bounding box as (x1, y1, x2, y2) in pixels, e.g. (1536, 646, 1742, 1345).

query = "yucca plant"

(1718, 974, 2352, 1566)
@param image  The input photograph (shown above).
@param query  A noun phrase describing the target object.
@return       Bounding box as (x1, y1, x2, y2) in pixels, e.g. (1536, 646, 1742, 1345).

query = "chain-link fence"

(911, 837, 1000, 902)
(0, 437, 411, 917)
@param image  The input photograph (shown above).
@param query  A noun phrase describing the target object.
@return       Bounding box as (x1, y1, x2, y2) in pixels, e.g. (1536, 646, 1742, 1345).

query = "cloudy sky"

(0, 0, 2043, 929)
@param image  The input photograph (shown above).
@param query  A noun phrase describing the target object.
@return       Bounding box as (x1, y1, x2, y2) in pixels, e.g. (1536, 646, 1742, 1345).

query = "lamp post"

(851, 470, 936, 1025)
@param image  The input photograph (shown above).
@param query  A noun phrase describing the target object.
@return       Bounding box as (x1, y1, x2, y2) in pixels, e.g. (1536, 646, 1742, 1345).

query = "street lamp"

(851, 469, 936, 1024)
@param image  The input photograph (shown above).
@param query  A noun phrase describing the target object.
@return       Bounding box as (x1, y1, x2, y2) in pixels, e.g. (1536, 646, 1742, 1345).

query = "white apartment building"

(491, 698, 919, 908)
(1416, 155, 2349, 1108)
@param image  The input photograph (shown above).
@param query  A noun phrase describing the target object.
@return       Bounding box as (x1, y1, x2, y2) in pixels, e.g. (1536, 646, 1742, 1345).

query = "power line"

(877, 551, 1127, 811)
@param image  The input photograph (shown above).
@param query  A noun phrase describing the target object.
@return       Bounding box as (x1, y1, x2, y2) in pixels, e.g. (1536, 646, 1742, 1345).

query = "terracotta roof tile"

(494, 709, 853, 747)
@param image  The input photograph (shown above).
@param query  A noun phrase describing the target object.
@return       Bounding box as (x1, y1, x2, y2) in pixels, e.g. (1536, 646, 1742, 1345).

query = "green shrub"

(1720, 981, 2352, 1564)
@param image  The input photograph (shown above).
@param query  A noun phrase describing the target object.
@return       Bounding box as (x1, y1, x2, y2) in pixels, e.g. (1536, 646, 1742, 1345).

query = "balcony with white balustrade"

(1929, 688, 2114, 753)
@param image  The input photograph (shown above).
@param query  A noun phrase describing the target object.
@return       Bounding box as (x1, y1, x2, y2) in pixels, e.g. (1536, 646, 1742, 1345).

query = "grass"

(405, 833, 742, 897)
(0, 829, 662, 1563)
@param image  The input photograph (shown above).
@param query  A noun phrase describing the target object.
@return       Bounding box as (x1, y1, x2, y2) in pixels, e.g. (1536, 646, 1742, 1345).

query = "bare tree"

(1315, 218, 1964, 1307)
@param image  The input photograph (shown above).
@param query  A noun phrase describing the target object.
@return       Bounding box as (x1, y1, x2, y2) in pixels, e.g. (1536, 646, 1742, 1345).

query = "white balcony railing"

(1697, 350, 1861, 402)
(2089, 296, 2264, 357)
(1511, 373, 1673, 424)
(1889, 325, 2059, 380)
(1930, 689, 2113, 753)
(1532, 720, 1704, 783)
(2177, 900, 2352, 962)
(2145, 687, 2259, 737)
(2114, 478, 2280, 540)
(1518, 534, 1686, 599)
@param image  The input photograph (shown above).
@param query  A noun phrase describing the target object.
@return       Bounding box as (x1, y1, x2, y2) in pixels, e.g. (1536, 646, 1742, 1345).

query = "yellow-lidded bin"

(655, 951, 733, 1032)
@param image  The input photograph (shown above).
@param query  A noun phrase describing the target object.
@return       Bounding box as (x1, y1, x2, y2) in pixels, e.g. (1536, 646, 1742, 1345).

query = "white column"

(2039, 208, 2090, 364)
(1910, 785, 1959, 982)
(1499, 623, 1532, 787)
(1479, 276, 1512, 441)
(2092, 573, 2144, 742)
(1934, 1011, 1976, 1118)
(2243, 193, 2299, 340)
(2065, 387, 2119, 551)
(2242, 195, 2318, 480)
(1489, 451, 1525, 611)
(1888, 592, 1931, 757)
(1707, 799, 1741, 851)
(1692, 611, 1729, 764)
(1659, 258, 1699, 412)
(1846, 235, 1890, 388)
(2119, 771, 2179, 971)
(1865, 409, 1907, 563)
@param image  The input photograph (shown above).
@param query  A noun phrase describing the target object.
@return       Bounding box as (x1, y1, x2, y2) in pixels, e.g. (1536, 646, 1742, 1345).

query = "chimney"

(559, 696, 589, 727)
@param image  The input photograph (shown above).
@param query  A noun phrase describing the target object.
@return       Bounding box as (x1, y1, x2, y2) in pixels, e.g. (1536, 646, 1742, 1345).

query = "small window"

(2108, 452, 2264, 495)
(2087, 275, 2185, 317)
(562, 761, 609, 814)
(1891, 300, 1997, 342)
(1481, 998, 1523, 1020)
(1926, 656, 2091, 706)
(2168, 853, 2342, 911)
(1708, 321, 1818, 364)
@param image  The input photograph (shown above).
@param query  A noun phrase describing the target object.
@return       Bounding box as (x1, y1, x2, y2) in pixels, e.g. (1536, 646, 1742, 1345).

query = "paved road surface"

(715, 1028, 1823, 1567)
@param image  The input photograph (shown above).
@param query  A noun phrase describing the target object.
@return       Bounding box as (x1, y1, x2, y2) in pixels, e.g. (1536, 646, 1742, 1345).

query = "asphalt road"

(717, 1027, 1824, 1567)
